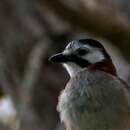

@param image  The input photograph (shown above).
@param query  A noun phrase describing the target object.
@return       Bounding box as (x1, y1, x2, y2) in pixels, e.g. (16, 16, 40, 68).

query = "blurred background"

(0, 0, 130, 130)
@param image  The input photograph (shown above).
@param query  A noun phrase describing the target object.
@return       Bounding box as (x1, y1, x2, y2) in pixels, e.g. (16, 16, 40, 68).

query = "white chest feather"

(63, 63, 82, 77)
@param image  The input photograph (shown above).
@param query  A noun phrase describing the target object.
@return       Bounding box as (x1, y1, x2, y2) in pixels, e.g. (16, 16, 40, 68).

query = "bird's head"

(49, 39, 116, 77)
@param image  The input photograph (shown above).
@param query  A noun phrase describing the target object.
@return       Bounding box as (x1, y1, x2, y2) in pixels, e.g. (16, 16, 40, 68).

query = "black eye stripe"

(75, 48, 89, 56)
(70, 55, 91, 67)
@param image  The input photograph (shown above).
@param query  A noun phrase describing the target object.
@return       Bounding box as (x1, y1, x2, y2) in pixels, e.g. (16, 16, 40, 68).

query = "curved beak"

(49, 53, 70, 63)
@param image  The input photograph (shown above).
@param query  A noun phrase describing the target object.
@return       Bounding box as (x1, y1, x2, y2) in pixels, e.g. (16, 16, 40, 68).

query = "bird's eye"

(77, 48, 88, 56)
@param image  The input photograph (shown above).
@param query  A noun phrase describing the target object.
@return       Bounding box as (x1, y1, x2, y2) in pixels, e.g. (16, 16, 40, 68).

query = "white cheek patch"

(63, 63, 82, 77)
(85, 50, 104, 63)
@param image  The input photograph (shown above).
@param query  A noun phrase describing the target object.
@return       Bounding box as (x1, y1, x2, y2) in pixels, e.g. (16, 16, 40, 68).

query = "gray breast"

(57, 69, 130, 130)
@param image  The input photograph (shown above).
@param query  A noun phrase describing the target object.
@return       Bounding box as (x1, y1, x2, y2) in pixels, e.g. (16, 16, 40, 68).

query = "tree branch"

(41, 0, 130, 61)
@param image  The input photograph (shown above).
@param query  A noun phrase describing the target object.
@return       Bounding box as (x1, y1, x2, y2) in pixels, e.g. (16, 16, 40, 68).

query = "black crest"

(79, 39, 104, 49)
(79, 39, 110, 58)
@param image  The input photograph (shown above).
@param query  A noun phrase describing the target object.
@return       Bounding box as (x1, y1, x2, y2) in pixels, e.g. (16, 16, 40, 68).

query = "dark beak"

(49, 53, 70, 63)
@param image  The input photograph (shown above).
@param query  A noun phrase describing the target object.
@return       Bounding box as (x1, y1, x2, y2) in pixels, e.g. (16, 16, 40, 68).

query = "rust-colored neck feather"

(89, 58, 117, 76)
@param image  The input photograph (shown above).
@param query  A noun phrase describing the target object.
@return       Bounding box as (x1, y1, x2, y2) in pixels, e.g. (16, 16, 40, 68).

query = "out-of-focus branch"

(41, 0, 130, 61)
(21, 41, 49, 96)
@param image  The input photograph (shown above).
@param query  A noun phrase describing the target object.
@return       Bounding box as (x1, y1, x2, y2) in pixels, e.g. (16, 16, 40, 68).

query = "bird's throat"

(63, 63, 83, 77)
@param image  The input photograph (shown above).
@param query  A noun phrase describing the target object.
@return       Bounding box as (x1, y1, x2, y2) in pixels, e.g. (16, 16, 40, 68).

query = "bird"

(49, 39, 130, 130)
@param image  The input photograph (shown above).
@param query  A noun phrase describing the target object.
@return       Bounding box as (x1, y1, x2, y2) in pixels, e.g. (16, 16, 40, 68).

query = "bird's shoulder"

(58, 69, 130, 111)
(66, 68, 129, 92)
(71, 69, 130, 102)
(57, 69, 130, 130)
